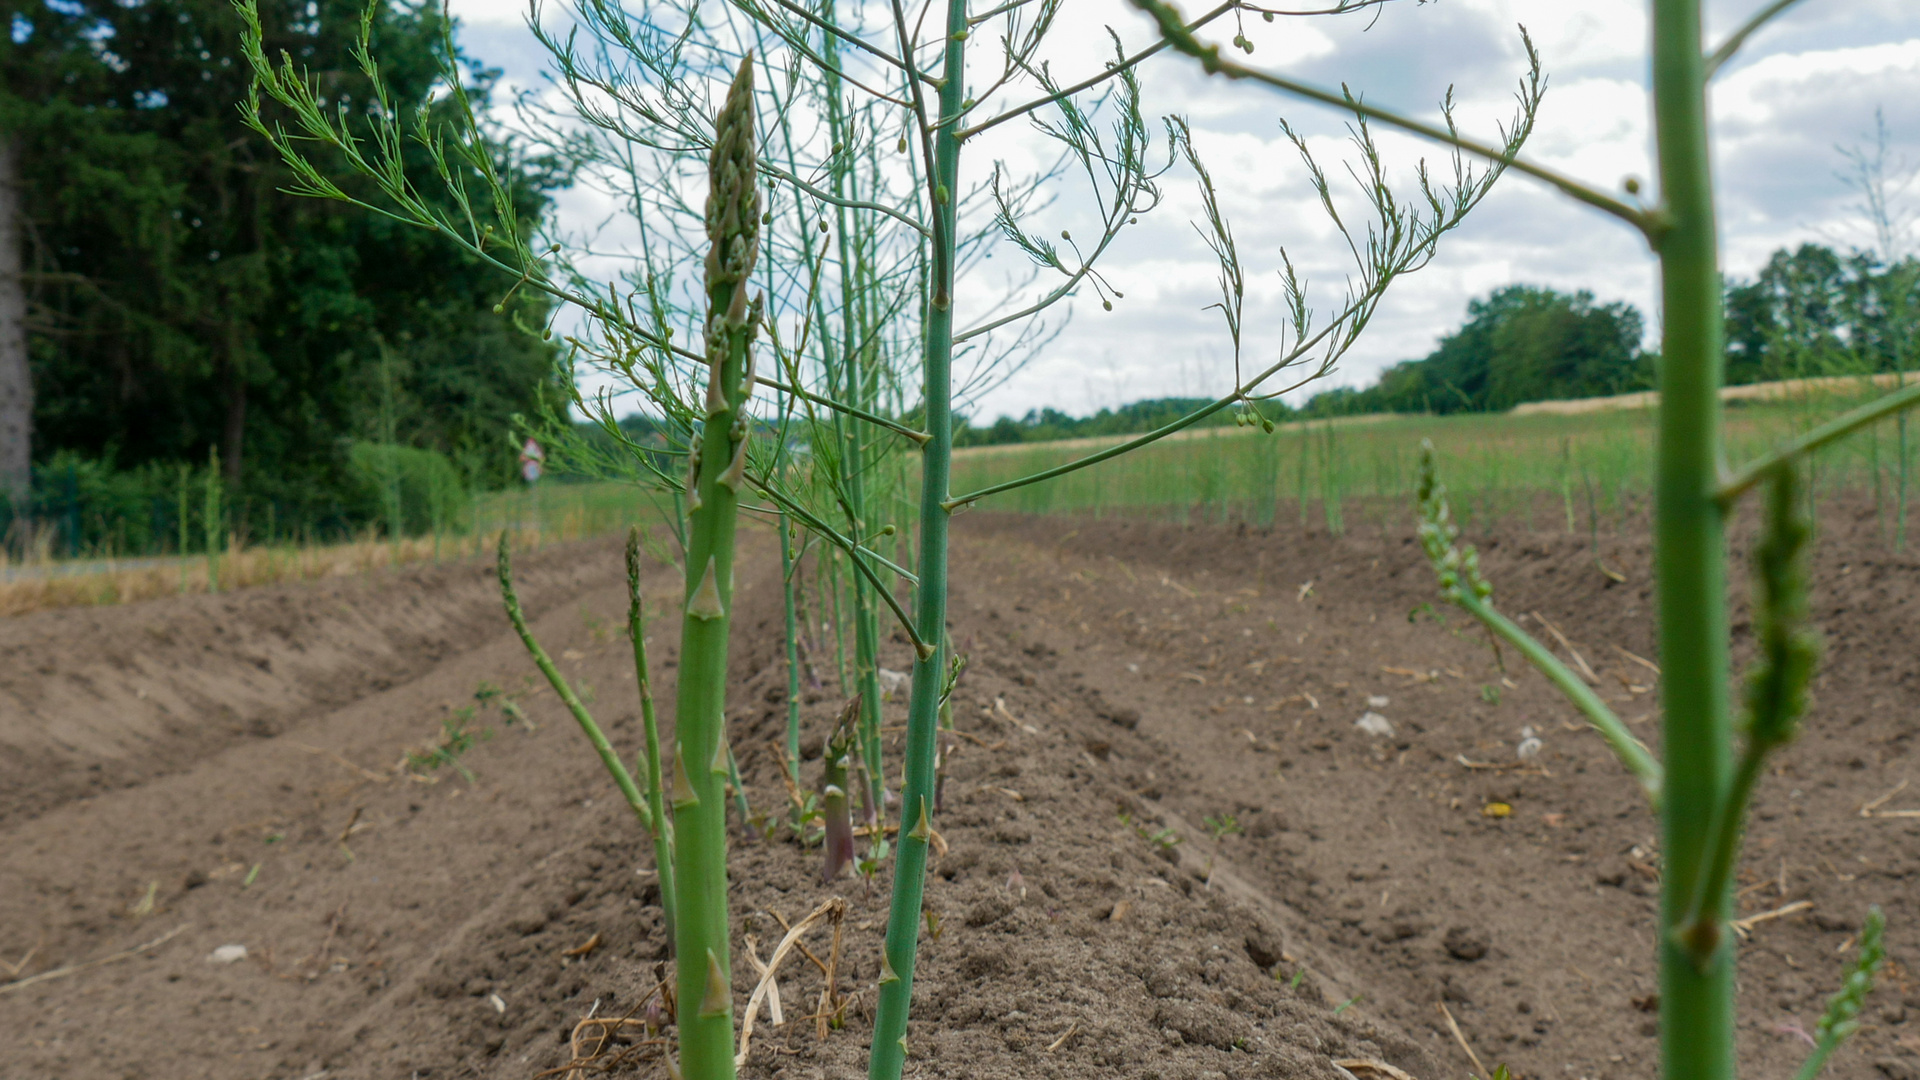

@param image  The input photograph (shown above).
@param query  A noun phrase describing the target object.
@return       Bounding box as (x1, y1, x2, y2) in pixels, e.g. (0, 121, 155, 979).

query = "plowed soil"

(2, 505, 1917, 1080)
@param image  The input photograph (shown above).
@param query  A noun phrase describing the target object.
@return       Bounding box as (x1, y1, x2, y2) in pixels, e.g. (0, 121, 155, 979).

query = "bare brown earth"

(1, 504, 1917, 1080)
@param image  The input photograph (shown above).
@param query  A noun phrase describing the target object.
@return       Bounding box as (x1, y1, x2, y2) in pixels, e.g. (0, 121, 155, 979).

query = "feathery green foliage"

(244, 0, 1536, 1076)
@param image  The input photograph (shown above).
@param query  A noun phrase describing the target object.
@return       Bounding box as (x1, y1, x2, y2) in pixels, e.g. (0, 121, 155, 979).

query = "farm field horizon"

(10, 380, 1915, 622)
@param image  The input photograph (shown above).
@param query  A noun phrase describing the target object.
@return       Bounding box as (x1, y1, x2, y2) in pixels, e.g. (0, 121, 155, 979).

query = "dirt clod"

(964, 895, 1016, 927)
(1244, 927, 1283, 969)
(1153, 999, 1254, 1050)
(1443, 926, 1488, 961)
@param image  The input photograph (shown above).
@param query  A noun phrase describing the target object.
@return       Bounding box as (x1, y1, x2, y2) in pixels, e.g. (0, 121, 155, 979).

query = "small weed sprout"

(1120, 810, 1183, 851)
(407, 704, 488, 782)
(498, 699, 531, 730)
(856, 838, 892, 894)
(404, 678, 534, 779)
(1203, 813, 1242, 841)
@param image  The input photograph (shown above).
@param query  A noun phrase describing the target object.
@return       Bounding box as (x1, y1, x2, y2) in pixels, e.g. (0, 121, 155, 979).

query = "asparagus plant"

(820, 694, 861, 883)
(241, 2, 1535, 1078)
(666, 56, 764, 1080)
(781, 4, 1536, 1073)
(496, 528, 679, 941)
(778, 516, 805, 811)
(1127, 1, 1920, 1075)
(627, 527, 679, 941)
(203, 447, 223, 592)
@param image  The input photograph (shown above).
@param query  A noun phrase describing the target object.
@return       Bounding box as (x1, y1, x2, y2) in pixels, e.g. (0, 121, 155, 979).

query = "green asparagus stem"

(867, 0, 965, 1069)
(627, 526, 678, 945)
(819, 7, 891, 830)
(670, 53, 763, 1080)
(1414, 443, 1663, 807)
(779, 517, 805, 823)
(1648, 4, 1735, 1074)
(499, 533, 658, 855)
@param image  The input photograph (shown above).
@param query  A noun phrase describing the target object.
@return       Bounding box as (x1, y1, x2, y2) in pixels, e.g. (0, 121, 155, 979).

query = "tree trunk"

(0, 133, 32, 516)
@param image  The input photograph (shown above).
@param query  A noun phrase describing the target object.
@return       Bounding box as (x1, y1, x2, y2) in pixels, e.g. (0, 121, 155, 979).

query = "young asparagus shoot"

(779, 517, 805, 825)
(627, 526, 678, 943)
(1415, 442, 1663, 806)
(820, 695, 862, 884)
(498, 532, 655, 833)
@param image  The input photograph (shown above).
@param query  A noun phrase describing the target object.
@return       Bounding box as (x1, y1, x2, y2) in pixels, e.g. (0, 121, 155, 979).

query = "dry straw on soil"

(0, 526, 561, 617)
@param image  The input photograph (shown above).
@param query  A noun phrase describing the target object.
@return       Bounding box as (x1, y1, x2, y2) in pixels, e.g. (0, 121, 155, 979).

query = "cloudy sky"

(448, 0, 1920, 422)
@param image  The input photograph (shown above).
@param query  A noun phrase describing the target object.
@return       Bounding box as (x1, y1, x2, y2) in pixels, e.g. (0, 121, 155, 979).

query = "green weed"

(1203, 813, 1243, 841)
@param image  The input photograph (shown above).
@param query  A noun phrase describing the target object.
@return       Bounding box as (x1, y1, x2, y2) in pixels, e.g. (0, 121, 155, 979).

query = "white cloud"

(446, 0, 539, 27)
(446, 0, 1920, 421)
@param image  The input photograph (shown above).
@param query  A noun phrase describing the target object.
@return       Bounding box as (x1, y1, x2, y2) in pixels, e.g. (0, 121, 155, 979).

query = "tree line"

(1, 0, 563, 550)
(965, 242, 1920, 443)
(6, 0, 1913, 540)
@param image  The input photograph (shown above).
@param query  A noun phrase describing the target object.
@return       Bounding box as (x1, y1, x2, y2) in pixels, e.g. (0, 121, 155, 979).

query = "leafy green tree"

(1723, 243, 1920, 384)
(955, 396, 1258, 445)
(1315, 284, 1648, 415)
(1, 0, 561, 529)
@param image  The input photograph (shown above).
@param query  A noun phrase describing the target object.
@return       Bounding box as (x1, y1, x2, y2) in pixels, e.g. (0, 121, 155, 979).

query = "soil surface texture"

(2, 506, 1917, 1080)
